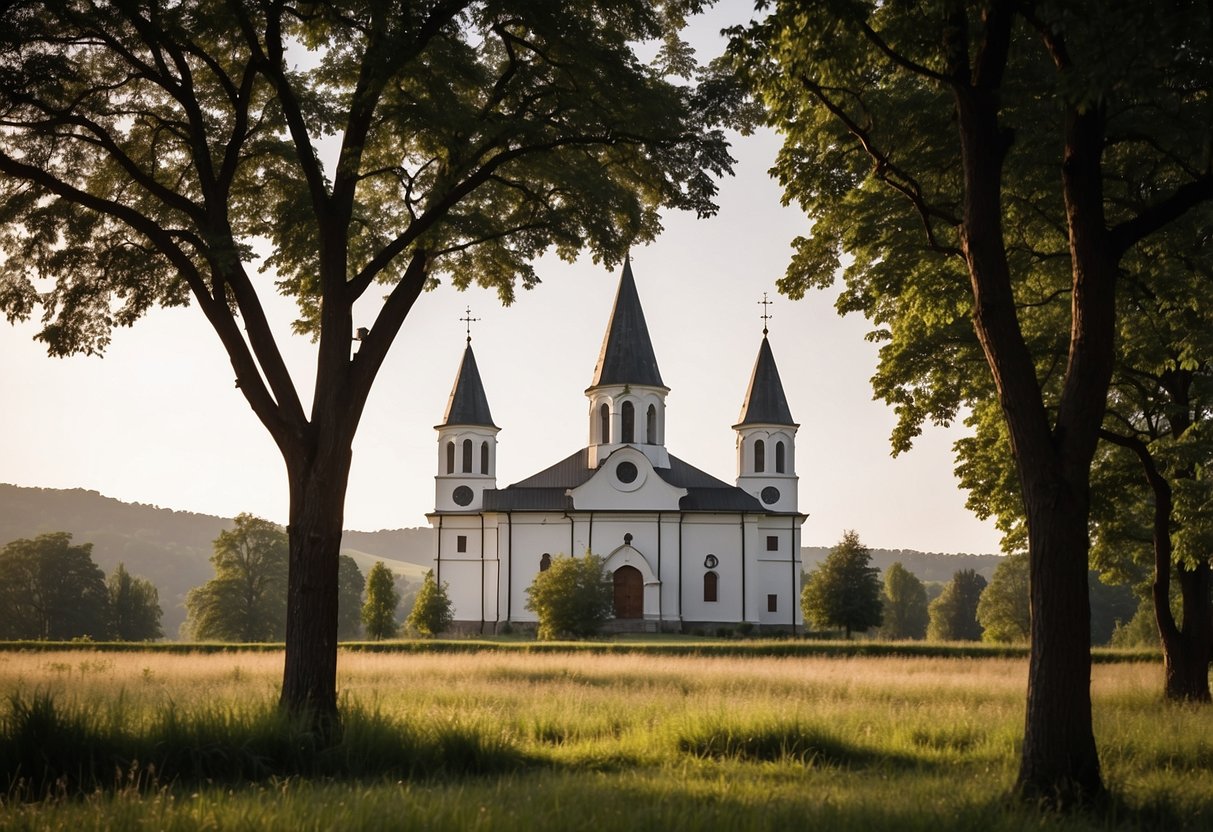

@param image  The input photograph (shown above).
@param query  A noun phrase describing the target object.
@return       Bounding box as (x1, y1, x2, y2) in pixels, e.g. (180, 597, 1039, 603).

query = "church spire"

(440, 342, 497, 428)
(589, 255, 664, 389)
(735, 332, 796, 428)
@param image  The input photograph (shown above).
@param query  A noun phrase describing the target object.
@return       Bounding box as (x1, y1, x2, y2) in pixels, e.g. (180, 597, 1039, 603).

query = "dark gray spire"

(735, 336, 796, 427)
(589, 257, 665, 388)
(440, 344, 497, 428)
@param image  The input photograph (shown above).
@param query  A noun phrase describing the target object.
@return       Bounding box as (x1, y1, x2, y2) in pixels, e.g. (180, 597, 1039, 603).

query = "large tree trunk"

(1161, 561, 1213, 702)
(1017, 476, 1101, 804)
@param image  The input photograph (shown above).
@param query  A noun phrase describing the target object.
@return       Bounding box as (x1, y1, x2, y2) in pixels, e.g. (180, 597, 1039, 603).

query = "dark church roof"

(479, 448, 766, 513)
(588, 259, 665, 389)
(735, 336, 796, 427)
(438, 344, 497, 428)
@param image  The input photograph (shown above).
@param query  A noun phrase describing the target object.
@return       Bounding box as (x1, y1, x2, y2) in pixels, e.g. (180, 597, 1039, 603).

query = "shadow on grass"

(675, 722, 915, 769)
(1, 691, 530, 800)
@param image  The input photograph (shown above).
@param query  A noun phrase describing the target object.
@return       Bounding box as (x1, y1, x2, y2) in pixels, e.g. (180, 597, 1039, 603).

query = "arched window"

(775, 441, 786, 474)
(703, 571, 719, 603)
(480, 441, 489, 474)
(621, 401, 635, 443)
(646, 404, 657, 444)
(445, 441, 455, 474)
(754, 439, 766, 473)
(462, 438, 473, 473)
(600, 403, 610, 443)
(540, 553, 551, 572)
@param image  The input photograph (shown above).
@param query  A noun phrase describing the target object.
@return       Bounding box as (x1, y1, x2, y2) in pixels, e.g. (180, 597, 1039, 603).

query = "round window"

(704, 554, 719, 569)
(452, 485, 474, 506)
(616, 461, 638, 484)
(761, 486, 781, 505)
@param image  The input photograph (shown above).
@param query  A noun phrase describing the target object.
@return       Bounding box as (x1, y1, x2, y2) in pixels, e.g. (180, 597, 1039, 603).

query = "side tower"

(435, 336, 499, 513)
(586, 257, 672, 469)
(734, 330, 799, 513)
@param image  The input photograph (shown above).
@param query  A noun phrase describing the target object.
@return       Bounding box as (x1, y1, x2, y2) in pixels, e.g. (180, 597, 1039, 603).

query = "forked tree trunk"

(1160, 561, 1213, 703)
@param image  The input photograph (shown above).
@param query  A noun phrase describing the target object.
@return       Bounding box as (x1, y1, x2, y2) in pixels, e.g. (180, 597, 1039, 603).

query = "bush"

(407, 570, 454, 637)
(525, 554, 613, 640)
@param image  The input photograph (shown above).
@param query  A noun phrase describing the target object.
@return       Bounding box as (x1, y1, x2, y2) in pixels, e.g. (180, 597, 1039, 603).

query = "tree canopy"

(186, 513, 289, 641)
(0, 0, 737, 718)
(928, 570, 987, 643)
(0, 532, 110, 639)
(876, 561, 928, 641)
(108, 562, 164, 641)
(406, 568, 453, 637)
(801, 530, 882, 638)
(977, 554, 1030, 644)
(361, 561, 400, 641)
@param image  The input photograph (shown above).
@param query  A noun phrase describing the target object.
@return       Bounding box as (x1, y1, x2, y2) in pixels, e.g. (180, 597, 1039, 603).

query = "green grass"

(0, 648, 1207, 830)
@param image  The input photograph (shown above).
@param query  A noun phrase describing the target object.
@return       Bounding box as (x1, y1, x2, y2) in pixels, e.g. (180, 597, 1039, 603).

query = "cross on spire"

(759, 293, 773, 336)
(459, 306, 480, 344)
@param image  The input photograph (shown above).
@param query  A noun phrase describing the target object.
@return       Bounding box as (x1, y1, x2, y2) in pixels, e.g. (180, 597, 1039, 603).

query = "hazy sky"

(0, 3, 1003, 554)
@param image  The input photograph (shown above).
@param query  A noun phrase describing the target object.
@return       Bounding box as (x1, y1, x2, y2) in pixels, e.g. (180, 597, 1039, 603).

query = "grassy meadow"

(0, 645, 1210, 830)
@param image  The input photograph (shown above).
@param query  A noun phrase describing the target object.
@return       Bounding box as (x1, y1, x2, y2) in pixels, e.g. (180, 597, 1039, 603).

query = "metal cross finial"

(459, 306, 480, 344)
(759, 293, 773, 336)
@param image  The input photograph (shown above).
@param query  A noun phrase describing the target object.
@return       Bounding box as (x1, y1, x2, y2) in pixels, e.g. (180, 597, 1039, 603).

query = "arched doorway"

(613, 565, 643, 619)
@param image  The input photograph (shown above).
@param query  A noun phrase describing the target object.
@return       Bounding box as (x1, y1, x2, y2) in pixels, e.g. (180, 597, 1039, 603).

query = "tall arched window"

(462, 438, 473, 473)
(703, 571, 719, 603)
(754, 439, 766, 473)
(600, 403, 610, 443)
(621, 401, 635, 443)
(646, 404, 657, 444)
(445, 441, 455, 474)
(775, 441, 786, 474)
(480, 441, 489, 474)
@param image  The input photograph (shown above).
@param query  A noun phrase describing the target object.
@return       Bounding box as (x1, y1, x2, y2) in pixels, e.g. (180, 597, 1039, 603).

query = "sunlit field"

(1, 646, 1211, 830)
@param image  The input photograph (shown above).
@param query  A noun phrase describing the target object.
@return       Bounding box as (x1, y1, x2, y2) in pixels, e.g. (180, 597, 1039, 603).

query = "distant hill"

(2, 484, 1020, 638)
(801, 546, 1004, 584)
(0, 484, 434, 637)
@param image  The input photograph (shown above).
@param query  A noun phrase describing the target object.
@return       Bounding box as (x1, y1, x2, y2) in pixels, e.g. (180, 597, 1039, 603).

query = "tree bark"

(1162, 561, 1213, 702)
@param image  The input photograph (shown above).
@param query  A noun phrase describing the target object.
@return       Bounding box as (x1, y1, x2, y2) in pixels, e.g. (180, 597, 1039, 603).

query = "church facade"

(426, 261, 805, 633)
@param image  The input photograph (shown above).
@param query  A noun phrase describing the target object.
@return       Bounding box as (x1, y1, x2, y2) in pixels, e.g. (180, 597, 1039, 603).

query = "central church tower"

(734, 330, 799, 513)
(585, 257, 671, 469)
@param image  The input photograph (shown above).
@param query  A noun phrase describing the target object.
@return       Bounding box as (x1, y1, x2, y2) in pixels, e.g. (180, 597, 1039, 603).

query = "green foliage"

(928, 570, 988, 642)
(0, 532, 109, 639)
(525, 554, 613, 640)
(406, 570, 453, 638)
(336, 555, 365, 641)
(107, 563, 162, 642)
(876, 562, 928, 641)
(976, 555, 1030, 644)
(362, 562, 401, 641)
(801, 531, 882, 639)
(1112, 601, 1163, 649)
(185, 515, 288, 642)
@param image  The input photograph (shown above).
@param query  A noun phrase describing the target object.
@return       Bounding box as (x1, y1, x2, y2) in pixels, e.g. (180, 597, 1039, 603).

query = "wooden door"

(612, 565, 643, 619)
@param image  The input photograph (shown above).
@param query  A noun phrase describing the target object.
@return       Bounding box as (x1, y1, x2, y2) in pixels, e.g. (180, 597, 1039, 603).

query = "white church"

(426, 259, 805, 633)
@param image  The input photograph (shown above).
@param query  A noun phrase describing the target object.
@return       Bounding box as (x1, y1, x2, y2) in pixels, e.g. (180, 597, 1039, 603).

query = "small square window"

(766, 535, 778, 551)
(456, 535, 467, 553)
(767, 593, 778, 613)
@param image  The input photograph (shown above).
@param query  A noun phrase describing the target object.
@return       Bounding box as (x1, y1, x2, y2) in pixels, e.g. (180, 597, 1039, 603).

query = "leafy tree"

(0, 532, 110, 639)
(977, 554, 1030, 644)
(801, 531, 882, 638)
(108, 563, 163, 642)
(336, 555, 365, 641)
(733, 0, 1213, 802)
(406, 569, 454, 638)
(876, 562, 928, 641)
(0, 0, 735, 719)
(361, 562, 400, 641)
(928, 570, 988, 643)
(526, 554, 613, 640)
(185, 514, 288, 642)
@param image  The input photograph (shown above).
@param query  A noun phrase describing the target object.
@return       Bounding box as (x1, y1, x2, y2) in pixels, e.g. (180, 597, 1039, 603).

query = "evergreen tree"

(876, 562, 929, 641)
(361, 562, 400, 641)
(801, 531, 882, 638)
(526, 554, 613, 640)
(0, 532, 110, 639)
(977, 554, 1030, 644)
(336, 555, 365, 641)
(406, 569, 453, 638)
(928, 570, 988, 642)
(107, 563, 162, 641)
(185, 514, 288, 642)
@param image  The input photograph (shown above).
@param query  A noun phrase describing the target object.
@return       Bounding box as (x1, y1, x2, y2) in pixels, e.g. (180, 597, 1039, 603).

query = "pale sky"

(0, 3, 1003, 555)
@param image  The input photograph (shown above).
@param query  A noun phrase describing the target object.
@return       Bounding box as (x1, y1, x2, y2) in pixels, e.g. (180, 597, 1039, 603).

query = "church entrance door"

(613, 565, 643, 619)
